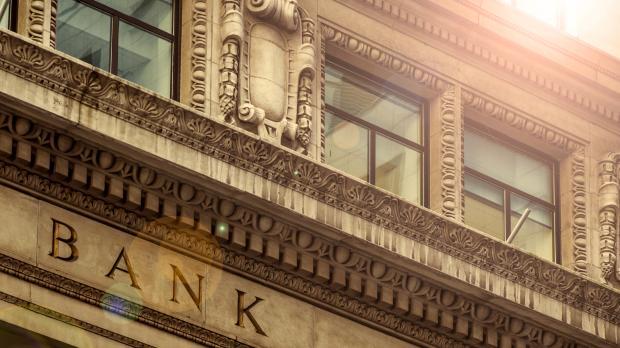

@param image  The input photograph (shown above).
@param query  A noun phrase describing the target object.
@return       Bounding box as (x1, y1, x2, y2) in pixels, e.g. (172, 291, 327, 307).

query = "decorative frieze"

(0, 111, 609, 347)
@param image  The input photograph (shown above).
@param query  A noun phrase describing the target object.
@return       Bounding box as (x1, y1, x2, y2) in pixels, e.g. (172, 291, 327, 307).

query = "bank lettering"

(105, 247, 141, 289)
(48, 218, 267, 336)
(49, 218, 79, 261)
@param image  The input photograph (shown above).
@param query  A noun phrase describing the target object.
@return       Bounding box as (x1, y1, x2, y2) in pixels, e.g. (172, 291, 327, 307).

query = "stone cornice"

(0, 27, 618, 334)
(0, 290, 154, 348)
(342, 0, 620, 128)
(0, 111, 617, 347)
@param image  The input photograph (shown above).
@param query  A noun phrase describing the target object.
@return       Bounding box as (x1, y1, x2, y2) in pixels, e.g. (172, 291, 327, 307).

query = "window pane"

(97, 0, 173, 32)
(464, 174, 505, 240)
(325, 112, 369, 181)
(0, 1, 10, 29)
(510, 193, 553, 261)
(118, 21, 172, 97)
(57, 0, 111, 70)
(375, 135, 421, 203)
(325, 65, 421, 144)
(465, 129, 552, 202)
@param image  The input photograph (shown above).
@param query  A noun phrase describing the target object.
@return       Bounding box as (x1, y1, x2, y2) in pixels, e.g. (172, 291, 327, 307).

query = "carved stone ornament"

(0, 29, 618, 342)
(599, 153, 620, 283)
(190, 0, 208, 112)
(218, 0, 316, 154)
(0, 109, 616, 347)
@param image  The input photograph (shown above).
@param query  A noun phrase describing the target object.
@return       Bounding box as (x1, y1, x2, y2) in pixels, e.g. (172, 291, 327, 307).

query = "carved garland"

(0, 290, 154, 348)
(349, 0, 620, 127)
(461, 90, 589, 275)
(599, 153, 620, 283)
(190, 0, 208, 112)
(0, 31, 617, 328)
(0, 112, 606, 347)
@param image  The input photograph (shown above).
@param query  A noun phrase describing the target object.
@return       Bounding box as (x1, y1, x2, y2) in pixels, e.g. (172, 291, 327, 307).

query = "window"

(56, 0, 178, 98)
(324, 61, 427, 205)
(0, 0, 17, 30)
(464, 127, 558, 261)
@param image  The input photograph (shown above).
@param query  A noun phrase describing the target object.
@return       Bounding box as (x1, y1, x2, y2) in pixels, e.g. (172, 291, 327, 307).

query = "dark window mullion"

(504, 189, 511, 241)
(110, 15, 119, 74)
(369, 131, 376, 185)
(171, 0, 180, 101)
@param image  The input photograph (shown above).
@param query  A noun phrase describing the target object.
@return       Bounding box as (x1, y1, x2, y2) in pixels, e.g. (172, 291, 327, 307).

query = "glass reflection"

(57, 0, 111, 70)
(375, 135, 421, 203)
(97, 0, 173, 32)
(465, 129, 552, 202)
(0, 1, 10, 29)
(118, 21, 172, 97)
(510, 193, 553, 261)
(325, 112, 369, 181)
(325, 66, 421, 144)
(464, 174, 505, 240)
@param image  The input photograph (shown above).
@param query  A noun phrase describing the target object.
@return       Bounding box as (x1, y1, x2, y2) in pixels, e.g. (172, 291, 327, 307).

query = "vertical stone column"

(24, 0, 56, 47)
(429, 85, 464, 221)
(598, 154, 619, 283)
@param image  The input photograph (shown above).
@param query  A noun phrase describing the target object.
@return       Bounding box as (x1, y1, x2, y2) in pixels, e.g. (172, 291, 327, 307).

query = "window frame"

(58, 0, 181, 100)
(464, 123, 561, 262)
(325, 58, 430, 207)
(0, 0, 18, 31)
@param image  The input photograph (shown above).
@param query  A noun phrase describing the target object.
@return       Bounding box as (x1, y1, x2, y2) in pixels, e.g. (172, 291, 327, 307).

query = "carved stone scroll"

(218, 0, 316, 154)
(599, 153, 620, 283)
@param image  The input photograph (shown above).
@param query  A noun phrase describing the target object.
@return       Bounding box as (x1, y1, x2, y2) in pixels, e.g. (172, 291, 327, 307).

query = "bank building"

(1, 0, 620, 347)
